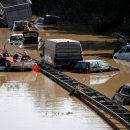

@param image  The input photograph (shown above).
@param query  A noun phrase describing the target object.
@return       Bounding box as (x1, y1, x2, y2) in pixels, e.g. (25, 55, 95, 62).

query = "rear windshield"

(10, 36, 24, 41)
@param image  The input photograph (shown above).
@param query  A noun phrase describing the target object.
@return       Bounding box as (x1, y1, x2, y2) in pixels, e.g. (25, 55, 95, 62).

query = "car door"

(115, 48, 126, 60)
(123, 47, 130, 60)
(114, 46, 130, 60)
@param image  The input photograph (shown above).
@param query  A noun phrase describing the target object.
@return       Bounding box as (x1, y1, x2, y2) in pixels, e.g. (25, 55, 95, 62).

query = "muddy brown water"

(0, 25, 129, 129)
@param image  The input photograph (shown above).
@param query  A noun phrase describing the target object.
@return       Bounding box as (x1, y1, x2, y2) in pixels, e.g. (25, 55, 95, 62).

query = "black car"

(34, 15, 60, 25)
(72, 60, 119, 73)
(112, 84, 130, 105)
(0, 18, 10, 28)
(44, 15, 60, 24)
(11, 21, 30, 32)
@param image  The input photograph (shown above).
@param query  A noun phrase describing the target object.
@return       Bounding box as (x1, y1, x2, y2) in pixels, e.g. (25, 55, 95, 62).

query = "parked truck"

(40, 39, 83, 68)
(0, 0, 32, 26)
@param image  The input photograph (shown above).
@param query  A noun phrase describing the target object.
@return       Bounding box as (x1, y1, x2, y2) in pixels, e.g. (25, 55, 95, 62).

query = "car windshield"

(10, 36, 24, 41)
(74, 62, 89, 69)
(121, 87, 130, 95)
(119, 46, 130, 53)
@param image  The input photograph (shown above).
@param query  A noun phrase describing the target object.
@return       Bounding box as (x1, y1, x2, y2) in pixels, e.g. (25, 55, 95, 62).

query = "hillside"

(31, 0, 130, 35)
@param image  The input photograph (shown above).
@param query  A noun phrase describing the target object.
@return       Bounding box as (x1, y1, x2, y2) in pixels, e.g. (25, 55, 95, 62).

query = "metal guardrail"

(38, 63, 130, 129)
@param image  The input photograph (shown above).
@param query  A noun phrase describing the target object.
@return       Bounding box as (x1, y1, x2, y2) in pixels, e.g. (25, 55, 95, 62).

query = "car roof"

(10, 34, 23, 36)
(77, 60, 107, 63)
(46, 39, 80, 43)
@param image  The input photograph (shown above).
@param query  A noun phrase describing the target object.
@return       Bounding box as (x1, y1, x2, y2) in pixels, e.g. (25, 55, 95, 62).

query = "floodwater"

(0, 72, 112, 130)
(0, 23, 129, 129)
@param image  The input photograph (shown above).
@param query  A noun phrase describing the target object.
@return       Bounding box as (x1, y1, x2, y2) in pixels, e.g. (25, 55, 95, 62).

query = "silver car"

(112, 83, 130, 105)
(113, 45, 130, 61)
(11, 21, 30, 32)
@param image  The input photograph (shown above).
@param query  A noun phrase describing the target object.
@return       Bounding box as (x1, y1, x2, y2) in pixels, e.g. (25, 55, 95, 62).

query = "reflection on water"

(0, 72, 112, 130)
(114, 59, 130, 73)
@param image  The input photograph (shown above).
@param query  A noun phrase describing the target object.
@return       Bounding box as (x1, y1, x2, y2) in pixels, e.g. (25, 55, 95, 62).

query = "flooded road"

(0, 24, 130, 129)
(0, 72, 112, 130)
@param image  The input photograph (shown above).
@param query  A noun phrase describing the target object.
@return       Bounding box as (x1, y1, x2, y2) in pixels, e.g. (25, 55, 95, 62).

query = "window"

(125, 47, 130, 53)
(121, 87, 130, 95)
(75, 62, 89, 69)
(119, 47, 129, 53)
(98, 61, 109, 69)
(10, 36, 24, 41)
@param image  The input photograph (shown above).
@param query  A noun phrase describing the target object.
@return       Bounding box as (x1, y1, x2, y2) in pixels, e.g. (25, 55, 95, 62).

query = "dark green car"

(72, 60, 119, 73)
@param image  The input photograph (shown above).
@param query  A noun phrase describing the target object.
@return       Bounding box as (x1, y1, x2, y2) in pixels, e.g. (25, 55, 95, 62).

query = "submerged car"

(8, 34, 24, 47)
(72, 60, 119, 73)
(112, 83, 130, 105)
(11, 21, 30, 32)
(44, 15, 60, 24)
(113, 45, 130, 61)
(22, 31, 44, 49)
(33, 17, 44, 25)
(34, 15, 60, 25)
(8, 31, 43, 49)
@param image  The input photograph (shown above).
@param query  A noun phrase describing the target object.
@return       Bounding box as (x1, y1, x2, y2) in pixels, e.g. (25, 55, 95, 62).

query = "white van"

(41, 39, 83, 68)
(113, 45, 130, 61)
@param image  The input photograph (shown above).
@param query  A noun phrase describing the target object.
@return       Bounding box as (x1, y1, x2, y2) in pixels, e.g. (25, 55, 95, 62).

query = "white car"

(8, 34, 24, 48)
(113, 45, 130, 61)
(11, 21, 31, 32)
(8, 31, 44, 49)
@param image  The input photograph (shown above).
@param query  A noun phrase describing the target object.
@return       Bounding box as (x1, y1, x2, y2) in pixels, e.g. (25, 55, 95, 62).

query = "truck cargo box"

(0, 0, 32, 26)
(41, 39, 83, 68)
